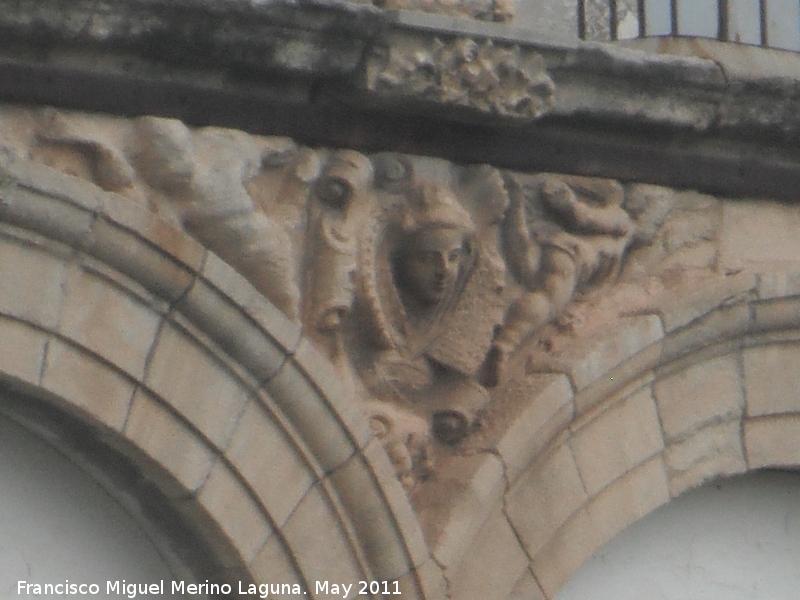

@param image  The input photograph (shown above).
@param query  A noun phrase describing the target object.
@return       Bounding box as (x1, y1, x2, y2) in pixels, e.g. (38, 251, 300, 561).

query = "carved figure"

(485, 174, 635, 385)
(355, 156, 508, 444)
(130, 117, 307, 320)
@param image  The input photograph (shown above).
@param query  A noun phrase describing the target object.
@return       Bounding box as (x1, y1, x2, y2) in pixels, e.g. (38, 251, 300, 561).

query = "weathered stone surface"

(448, 508, 529, 600)
(720, 200, 800, 271)
(425, 453, 506, 570)
(198, 461, 274, 564)
(565, 315, 663, 392)
(530, 457, 669, 598)
(263, 352, 361, 475)
(281, 484, 366, 591)
(330, 440, 427, 579)
(0, 233, 66, 329)
(123, 389, 216, 494)
(145, 324, 252, 448)
(745, 415, 800, 469)
(59, 266, 162, 380)
(654, 353, 744, 442)
(364, 33, 554, 120)
(664, 419, 747, 497)
(753, 297, 800, 332)
(570, 387, 664, 496)
(505, 444, 588, 558)
(744, 342, 800, 417)
(249, 534, 306, 599)
(0, 316, 48, 386)
(583, 456, 669, 550)
(377, 0, 514, 22)
(757, 271, 800, 300)
(658, 272, 757, 332)
(496, 373, 574, 482)
(508, 569, 547, 600)
(41, 339, 135, 431)
(224, 399, 315, 528)
(661, 301, 753, 364)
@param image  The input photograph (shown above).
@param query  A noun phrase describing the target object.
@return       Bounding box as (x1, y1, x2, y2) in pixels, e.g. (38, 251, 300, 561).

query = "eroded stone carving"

(484, 174, 637, 384)
(11, 108, 692, 488)
(365, 36, 555, 119)
(353, 156, 508, 447)
(130, 117, 307, 320)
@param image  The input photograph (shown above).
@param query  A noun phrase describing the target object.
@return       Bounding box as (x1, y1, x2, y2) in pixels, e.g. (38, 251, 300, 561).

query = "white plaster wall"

(0, 413, 198, 598)
(556, 471, 800, 599)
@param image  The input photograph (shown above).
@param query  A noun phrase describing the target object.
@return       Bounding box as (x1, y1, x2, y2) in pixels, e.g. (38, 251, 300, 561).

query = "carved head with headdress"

(391, 182, 478, 318)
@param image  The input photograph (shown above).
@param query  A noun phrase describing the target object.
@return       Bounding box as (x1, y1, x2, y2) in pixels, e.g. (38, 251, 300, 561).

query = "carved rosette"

(364, 35, 556, 120)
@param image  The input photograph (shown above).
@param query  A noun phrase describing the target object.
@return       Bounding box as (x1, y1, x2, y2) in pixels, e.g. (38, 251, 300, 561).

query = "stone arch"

(428, 270, 800, 600)
(0, 156, 441, 598)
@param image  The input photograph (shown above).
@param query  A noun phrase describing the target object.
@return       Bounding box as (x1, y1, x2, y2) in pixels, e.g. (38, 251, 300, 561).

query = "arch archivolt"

(0, 156, 436, 598)
(4, 106, 800, 600)
(436, 272, 800, 600)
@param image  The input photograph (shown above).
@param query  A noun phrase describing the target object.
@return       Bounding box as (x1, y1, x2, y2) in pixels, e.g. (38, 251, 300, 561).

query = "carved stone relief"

(364, 35, 555, 120)
(1, 107, 712, 489)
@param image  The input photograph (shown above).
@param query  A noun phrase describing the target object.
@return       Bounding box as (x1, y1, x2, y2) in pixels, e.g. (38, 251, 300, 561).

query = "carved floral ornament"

(4, 108, 707, 489)
(364, 35, 556, 120)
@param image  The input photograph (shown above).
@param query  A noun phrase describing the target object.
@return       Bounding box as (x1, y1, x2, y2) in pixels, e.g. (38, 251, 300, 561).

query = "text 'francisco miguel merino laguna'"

(18, 579, 404, 597)
(17, 580, 304, 598)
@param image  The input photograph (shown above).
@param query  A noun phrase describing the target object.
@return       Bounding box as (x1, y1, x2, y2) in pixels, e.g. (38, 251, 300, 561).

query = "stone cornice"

(0, 0, 799, 199)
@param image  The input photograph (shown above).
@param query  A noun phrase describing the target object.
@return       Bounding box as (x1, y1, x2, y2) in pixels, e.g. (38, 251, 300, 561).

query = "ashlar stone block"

(654, 353, 743, 441)
(329, 440, 423, 580)
(505, 443, 587, 558)
(59, 266, 162, 380)
(449, 508, 529, 600)
(0, 233, 66, 329)
(531, 457, 669, 599)
(145, 323, 252, 448)
(508, 569, 546, 600)
(497, 373, 574, 483)
(249, 533, 306, 600)
(224, 398, 314, 528)
(280, 484, 365, 593)
(570, 386, 663, 496)
(744, 342, 800, 416)
(198, 460, 273, 564)
(567, 314, 663, 392)
(584, 457, 669, 552)
(664, 419, 746, 497)
(720, 200, 800, 270)
(745, 415, 800, 469)
(123, 389, 215, 494)
(41, 339, 135, 431)
(0, 316, 48, 386)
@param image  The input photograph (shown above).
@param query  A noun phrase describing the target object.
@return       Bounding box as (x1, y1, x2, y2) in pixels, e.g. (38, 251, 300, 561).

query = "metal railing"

(578, 0, 800, 51)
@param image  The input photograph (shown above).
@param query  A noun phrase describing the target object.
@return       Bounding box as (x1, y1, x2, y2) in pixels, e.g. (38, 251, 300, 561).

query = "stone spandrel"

(1, 105, 759, 489)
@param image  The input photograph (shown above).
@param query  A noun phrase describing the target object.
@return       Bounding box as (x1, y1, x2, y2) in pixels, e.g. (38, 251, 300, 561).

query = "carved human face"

(399, 227, 466, 308)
